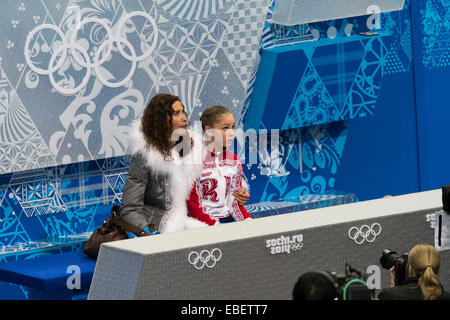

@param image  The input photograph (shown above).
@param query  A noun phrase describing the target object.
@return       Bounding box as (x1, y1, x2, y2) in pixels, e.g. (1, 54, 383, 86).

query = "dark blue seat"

(0, 205, 112, 299)
(0, 250, 95, 299)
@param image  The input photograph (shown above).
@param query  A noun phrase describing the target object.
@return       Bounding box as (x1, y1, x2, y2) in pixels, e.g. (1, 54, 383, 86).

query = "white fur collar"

(128, 120, 203, 174)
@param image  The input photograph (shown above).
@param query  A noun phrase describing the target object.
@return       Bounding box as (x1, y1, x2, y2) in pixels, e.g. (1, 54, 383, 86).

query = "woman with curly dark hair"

(140, 93, 189, 160)
(119, 93, 209, 234)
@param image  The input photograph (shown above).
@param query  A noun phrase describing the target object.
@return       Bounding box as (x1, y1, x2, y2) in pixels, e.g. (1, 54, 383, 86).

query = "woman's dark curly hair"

(141, 93, 181, 160)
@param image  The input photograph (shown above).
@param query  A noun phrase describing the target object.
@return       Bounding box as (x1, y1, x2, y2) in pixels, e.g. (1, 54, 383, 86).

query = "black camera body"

(380, 249, 409, 286)
(443, 184, 450, 213)
(319, 264, 374, 300)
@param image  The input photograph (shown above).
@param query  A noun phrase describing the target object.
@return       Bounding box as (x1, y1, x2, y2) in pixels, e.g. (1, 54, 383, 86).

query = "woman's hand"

(233, 188, 250, 205)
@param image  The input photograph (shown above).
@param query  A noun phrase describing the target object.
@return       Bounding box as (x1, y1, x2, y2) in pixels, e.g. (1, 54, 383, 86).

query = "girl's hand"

(233, 188, 250, 205)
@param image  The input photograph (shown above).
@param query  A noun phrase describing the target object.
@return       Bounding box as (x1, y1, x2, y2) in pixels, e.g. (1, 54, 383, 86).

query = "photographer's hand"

(389, 267, 395, 287)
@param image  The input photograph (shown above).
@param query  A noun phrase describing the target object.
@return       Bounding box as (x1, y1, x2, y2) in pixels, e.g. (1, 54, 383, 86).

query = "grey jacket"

(119, 121, 209, 234)
(120, 153, 171, 231)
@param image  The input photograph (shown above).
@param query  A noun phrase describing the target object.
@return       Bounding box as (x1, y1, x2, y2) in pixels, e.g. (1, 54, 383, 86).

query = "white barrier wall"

(88, 189, 446, 300)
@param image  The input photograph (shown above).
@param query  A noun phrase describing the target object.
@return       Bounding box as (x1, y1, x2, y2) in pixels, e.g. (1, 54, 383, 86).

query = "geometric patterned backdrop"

(1, 0, 450, 299)
(0, 0, 420, 210)
(0, 0, 416, 246)
(0, 0, 272, 299)
(0, 0, 269, 174)
(420, 0, 450, 69)
(0, 0, 420, 242)
(238, 0, 414, 204)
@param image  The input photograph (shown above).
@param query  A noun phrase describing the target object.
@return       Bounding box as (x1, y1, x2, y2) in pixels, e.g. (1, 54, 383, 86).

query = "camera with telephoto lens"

(380, 249, 409, 286)
(320, 263, 374, 300)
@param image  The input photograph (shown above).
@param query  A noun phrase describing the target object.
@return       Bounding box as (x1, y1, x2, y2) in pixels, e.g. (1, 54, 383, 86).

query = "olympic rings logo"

(24, 11, 158, 95)
(348, 223, 382, 245)
(290, 242, 303, 251)
(188, 248, 222, 270)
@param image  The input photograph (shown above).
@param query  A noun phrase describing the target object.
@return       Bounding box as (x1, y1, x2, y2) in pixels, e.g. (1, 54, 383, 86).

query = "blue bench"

(0, 250, 95, 300)
(0, 205, 111, 300)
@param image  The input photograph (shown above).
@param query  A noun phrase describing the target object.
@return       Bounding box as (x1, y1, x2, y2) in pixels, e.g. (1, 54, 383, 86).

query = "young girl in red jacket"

(187, 106, 253, 225)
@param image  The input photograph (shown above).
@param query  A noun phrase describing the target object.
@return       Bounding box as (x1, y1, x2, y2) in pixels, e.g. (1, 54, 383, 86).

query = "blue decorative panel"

(411, 0, 450, 190)
(0, 0, 272, 300)
(420, 0, 450, 69)
(0, 157, 126, 299)
(243, 23, 391, 131)
(382, 0, 414, 75)
(333, 68, 420, 201)
(242, 45, 310, 130)
(236, 121, 350, 203)
(238, 0, 394, 205)
(0, 158, 127, 251)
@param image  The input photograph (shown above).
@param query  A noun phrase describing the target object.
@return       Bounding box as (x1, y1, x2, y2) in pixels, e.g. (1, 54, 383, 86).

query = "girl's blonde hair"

(200, 105, 232, 131)
(409, 243, 442, 300)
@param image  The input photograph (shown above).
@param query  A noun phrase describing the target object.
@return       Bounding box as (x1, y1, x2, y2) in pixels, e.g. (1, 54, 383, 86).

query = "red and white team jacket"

(187, 148, 252, 225)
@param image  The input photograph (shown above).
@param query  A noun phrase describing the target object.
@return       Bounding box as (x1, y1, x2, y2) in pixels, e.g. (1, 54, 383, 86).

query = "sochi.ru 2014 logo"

(266, 234, 303, 255)
(188, 248, 222, 270)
